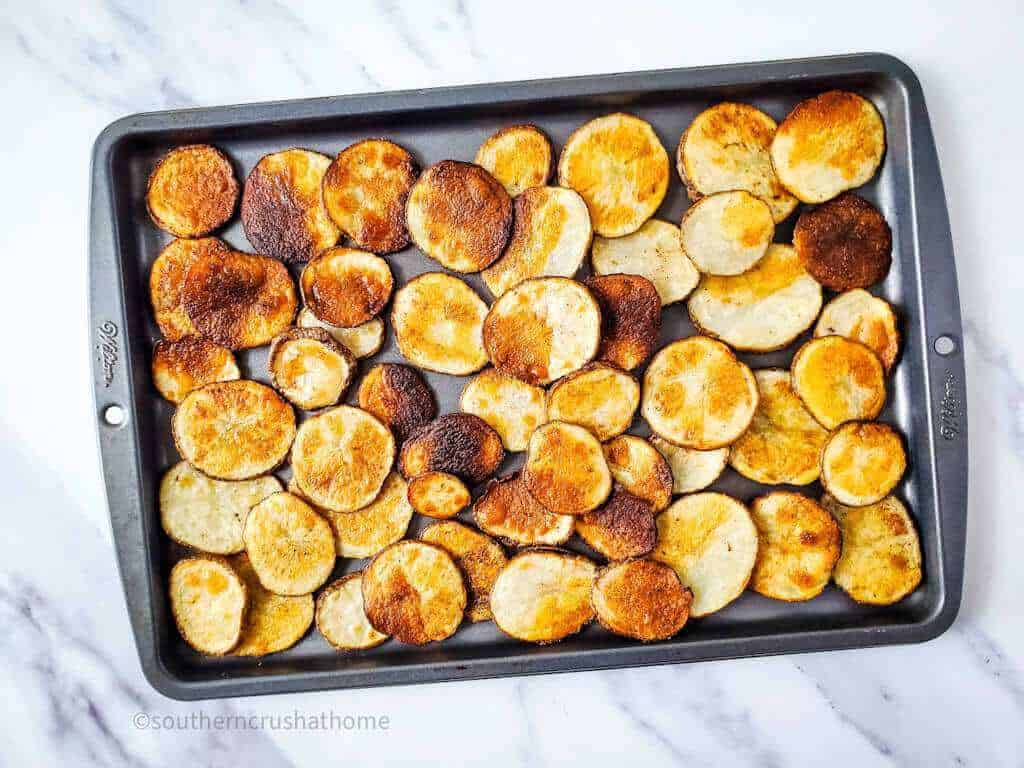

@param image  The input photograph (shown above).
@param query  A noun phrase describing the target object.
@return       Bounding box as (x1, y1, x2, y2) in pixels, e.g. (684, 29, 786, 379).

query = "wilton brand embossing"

(97, 321, 119, 387)
(939, 370, 961, 440)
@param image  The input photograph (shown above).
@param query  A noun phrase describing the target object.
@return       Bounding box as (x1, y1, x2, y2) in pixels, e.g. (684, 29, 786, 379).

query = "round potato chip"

(300, 247, 394, 328)
(575, 487, 657, 561)
(603, 435, 673, 512)
(357, 363, 436, 444)
(680, 190, 774, 276)
(791, 336, 886, 429)
(399, 413, 504, 485)
(169, 555, 247, 655)
(522, 421, 611, 515)
(591, 220, 700, 306)
(243, 492, 336, 595)
(593, 559, 692, 641)
(821, 422, 907, 507)
(407, 471, 470, 519)
(649, 436, 728, 495)
(268, 328, 356, 410)
(297, 308, 385, 360)
(585, 274, 662, 371)
(815, 289, 900, 372)
(152, 337, 240, 404)
(316, 574, 388, 650)
(150, 237, 230, 340)
(460, 368, 547, 452)
(231, 553, 314, 656)
(546, 363, 639, 442)
(147, 145, 238, 238)
(421, 521, 508, 622)
(473, 473, 575, 547)
(474, 124, 553, 197)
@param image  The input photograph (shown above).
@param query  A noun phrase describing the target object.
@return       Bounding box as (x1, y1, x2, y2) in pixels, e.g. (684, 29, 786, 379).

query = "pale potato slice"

(546, 363, 640, 442)
(585, 274, 662, 371)
(391, 273, 489, 375)
(231, 553, 314, 656)
(243, 492, 335, 595)
(575, 487, 656, 561)
(679, 190, 774, 275)
(592, 559, 692, 641)
(522, 421, 611, 515)
(147, 145, 238, 238)
(169, 555, 247, 655)
(297, 308, 385, 360)
(558, 113, 669, 237)
(152, 337, 240, 404)
(474, 124, 553, 197)
(421, 521, 508, 622)
(815, 289, 900, 372)
(268, 328, 355, 410)
(821, 422, 907, 507)
(407, 471, 470, 519)
(483, 277, 601, 386)
(650, 436, 728, 495)
(399, 413, 504, 484)
(641, 336, 758, 450)
(749, 492, 841, 602)
(823, 494, 922, 605)
(300, 247, 394, 328)
(316, 574, 388, 650)
(357, 363, 436, 443)
(791, 336, 886, 429)
(602, 435, 673, 512)
(653, 493, 758, 617)
(688, 244, 822, 352)
(460, 368, 547, 452)
(591, 220, 699, 306)
(473, 473, 575, 547)
(490, 550, 597, 643)
(150, 237, 230, 340)
(480, 186, 592, 297)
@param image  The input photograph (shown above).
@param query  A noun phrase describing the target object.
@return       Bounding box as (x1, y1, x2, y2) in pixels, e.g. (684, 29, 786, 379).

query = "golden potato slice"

(172, 380, 296, 480)
(391, 273, 489, 375)
(421, 520, 508, 622)
(480, 186, 592, 297)
(558, 113, 669, 237)
(491, 550, 596, 643)
(474, 124, 553, 197)
(231, 553, 314, 656)
(679, 190, 774, 275)
(794, 193, 892, 291)
(241, 148, 339, 264)
(688, 244, 823, 352)
(160, 461, 281, 554)
(297, 308, 385, 360)
(642, 336, 758, 449)
(546, 363, 640, 442)
(407, 471, 470, 519)
(322, 138, 417, 254)
(150, 237, 230, 340)
(576, 487, 656, 561)
(243, 492, 335, 595)
(592, 559, 692, 641)
(821, 422, 906, 507)
(729, 369, 830, 485)
(147, 145, 238, 238)
(791, 336, 886, 429)
(398, 413, 504, 484)
(602, 435, 673, 512)
(300, 247, 394, 328)
(357, 363, 436, 443)
(653, 493, 758, 617)
(585, 274, 662, 371)
(406, 160, 512, 272)
(522, 421, 611, 515)
(460, 368, 547, 452)
(649, 436, 728, 495)
(823, 494, 922, 605)
(483, 277, 601, 386)
(770, 90, 886, 204)
(815, 289, 900, 372)
(152, 337, 239, 404)
(169, 555, 247, 655)
(268, 328, 355, 410)
(677, 102, 797, 223)
(362, 541, 467, 644)
(316, 574, 388, 650)
(591, 220, 699, 306)
(473, 473, 575, 547)
(291, 405, 395, 512)
(749, 492, 841, 601)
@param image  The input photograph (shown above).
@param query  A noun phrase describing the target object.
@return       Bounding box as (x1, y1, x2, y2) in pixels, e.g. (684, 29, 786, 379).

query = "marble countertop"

(2, 0, 1022, 765)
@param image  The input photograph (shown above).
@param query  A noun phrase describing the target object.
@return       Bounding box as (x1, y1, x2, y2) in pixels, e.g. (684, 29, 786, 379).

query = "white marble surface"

(1, 0, 1022, 765)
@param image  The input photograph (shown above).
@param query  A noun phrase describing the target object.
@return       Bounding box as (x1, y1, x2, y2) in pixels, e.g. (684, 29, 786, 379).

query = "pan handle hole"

(933, 335, 958, 356)
(103, 404, 127, 427)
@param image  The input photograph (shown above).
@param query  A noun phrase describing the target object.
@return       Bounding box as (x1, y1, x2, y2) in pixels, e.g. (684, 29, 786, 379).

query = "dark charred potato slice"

(268, 328, 356, 410)
(420, 521, 508, 622)
(407, 471, 470, 519)
(473, 473, 575, 547)
(147, 145, 238, 238)
(592, 559, 692, 641)
(791, 336, 886, 429)
(821, 422, 907, 507)
(474, 124, 553, 197)
(585, 274, 662, 371)
(316, 574, 388, 650)
(231, 553, 314, 656)
(169, 555, 247, 655)
(602, 435, 673, 512)
(398, 413, 505, 484)
(150, 237, 230, 340)
(575, 487, 657, 561)
(522, 421, 611, 515)
(300, 247, 394, 328)
(794, 193, 892, 291)
(357, 363, 437, 443)
(243, 492, 335, 595)
(152, 337, 239, 404)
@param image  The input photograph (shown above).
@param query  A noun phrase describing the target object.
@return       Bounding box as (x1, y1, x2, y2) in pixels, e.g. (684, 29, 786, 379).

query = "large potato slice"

(592, 559, 692, 641)
(147, 145, 238, 238)
(231, 553, 314, 656)
(399, 413, 504, 484)
(460, 368, 547, 452)
(591, 219, 699, 306)
(150, 237, 230, 340)
(650, 436, 728, 495)
(421, 521, 508, 622)
(791, 336, 886, 429)
(297, 308, 385, 360)
(602, 435, 673, 512)
(407, 471, 470, 519)
(680, 190, 774, 275)
(357, 363, 436, 444)
(316, 574, 388, 650)
(821, 422, 906, 507)
(585, 274, 662, 371)
(522, 421, 611, 515)
(815, 289, 900, 372)
(546, 363, 639, 442)
(169, 555, 247, 655)
(472, 473, 575, 547)
(268, 328, 355, 410)
(300, 247, 394, 328)
(474, 124, 553, 197)
(152, 337, 239, 404)
(575, 487, 656, 561)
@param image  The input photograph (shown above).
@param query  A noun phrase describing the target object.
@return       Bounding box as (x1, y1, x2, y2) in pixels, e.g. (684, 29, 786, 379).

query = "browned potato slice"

(405, 160, 512, 272)
(575, 487, 656, 561)
(522, 421, 611, 515)
(399, 413, 504, 484)
(169, 555, 247, 655)
(357, 363, 436, 444)
(297, 308, 385, 360)
(322, 138, 417, 254)
(794, 193, 892, 291)
(316, 574, 388, 650)
(603, 435, 673, 512)
(460, 368, 547, 452)
(268, 328, 355, 410)
(474, 124, 553, 197)
(243, 492, 335, 595)
(584, 274, 662, 371)
(231, 553, 314, 656)
(591, 220, 699, 306)
(152, 337, 239, 404)
(749, 492, 841, 602)
(172, 380, 295, 480)
(473, 473, 575, 547)
(815, 289, 900, 372)
(150, 237, 230, 340)
(546, 363, 640, 442)
(821, 422, 906, 507)
(592, 559, 692, 641)
(680, 190, 774, 275)
(558, 113, 669, 237)
(241, 148, 339, 264)
(362, 541, 467, 644)
(147, 145, 238, 238)
(791, 336, 886, 429)
(408, 471, 470, 519)
(421, 520, 508, 622)
(300, 247, 394, 328)
(650, 436, 728, 495)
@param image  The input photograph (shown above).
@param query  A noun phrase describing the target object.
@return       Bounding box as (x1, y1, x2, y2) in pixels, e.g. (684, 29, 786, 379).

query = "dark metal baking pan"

(89, 52, 967, 700)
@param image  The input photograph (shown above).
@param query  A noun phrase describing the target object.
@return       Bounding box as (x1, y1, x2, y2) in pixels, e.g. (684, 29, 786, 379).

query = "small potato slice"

(399, 413, 504, 484)
(821, 422, 907, 507)
(173, 380, 295, 480)
(268, 328, 355, 410)
(653, 493, 758, 617)
(680, 190, 774, 276)
(650, 436, 728, 495)
(407, 471, 470, 519)
(729, 369, 830, 485)
(585, 274, 662, 371)
(822, 494, 922, 605)
(480, 186, 592, 298)
(815, 289, 900, 372)
(546, 363, 640, 442)
(575, 487, 656, 561)
(169, 555, 247, 655)
(241, 148, 339, 264)
(677, 102, 797, 223)
(406, 160, 512, 272)
(231, 553, 314, 656)
(603, 435, 673, 512)
(483, 277, 601, 386)
(558, 113, 669, 237)
(474, 124, 553, 197)
(362, 541, 467, 644)
(152, 337, 240, 404)
(642, 336, 758, 450)
(181, 249, 298, 350)
(522, 421, 611, 515)
(243, 492, 336, 595)
(421, 520, 508, 622)
(688, 244, 823, 352)
(473, 473, 575, 547)
(749, 492, 841, 601)
(297, 308, 385, 359)
(592, 559, 692, 641)
(291, 405, 395, 512)
(150, 237, 230, 340)
(460, 368, 547, 452)
(491, 549, 596, 643)
(357, 363, 436, 444)
(591, 220, 699, 306)
(791, 336, 886, 429)
(322, 138, 417, 254)
(147, 145, 238, 238)
(316, 574, 388, 650)
(392, 273, 489, 375)
(770, 90, 886, 204)
(300, 247, 394, 328)
(160, 461, 281, 554)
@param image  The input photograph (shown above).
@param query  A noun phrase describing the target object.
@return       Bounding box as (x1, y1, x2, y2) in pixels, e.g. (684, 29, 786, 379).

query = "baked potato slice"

(472, 473, 575, 547)
(459, 368, 547, 452)
(169, 555, 247, 655)
(649, 436, 728, 495)
(591, 220, 699, 306)
(420, 520, 508, 622)
(592, 559, 692, 641)
(522, 421, 611, 515)
(152, 337, 239, 404)
(584, 274, 662, 371)
(296, 308, 385, 360)
(268, 328, 355, 410)
(398, 412, 504, 484)
(230, 553, 315, 656)
(407, 471, 470, 519)
(815, 289, 900, 372)
(147, 145, 238, 238)
(300, 247, 394, 328)
(679, 190, 774, 275)
(794, 193, 892, 291)
(602, 435, 673, 512)
(357, 363, 436, 444)
(546, 363, 640, 442)
(575, 487, 656, 561)
(316, 573, 388, 650)
(474, 124, 553, 197)
(150, 237, 230, 340)
(791, 336, 886, 429)
(821, 421, 906, 507)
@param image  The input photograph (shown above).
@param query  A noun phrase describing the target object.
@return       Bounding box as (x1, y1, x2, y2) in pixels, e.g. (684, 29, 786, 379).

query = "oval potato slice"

(316, 574, 388, 651)
(357, 363, 436, 444)
(815, 289, 900, 372)
(593, 559, 692, 641)
(650, 436, 728, 495)
(150, 237, 230, 340)
(407, 471, 470, 519)
(297, 308, 385, 360)
(300, 247, 394, 328)
(821, 422, 907, 507)
(575, 487, 656, 561)
(546, 363, 639, 442)
(794, 193, 892, 291)
(147, 145, 238, 238)
(585, 274, 662, 371)
(152, 337, 240, 404)
(591, 219, 699, 306)
(474, 124, 553, 197)
(522, 421, 611, 515)
(680, 190, 774, 275)
(421, 520, 508, 622)
(399, 412, 504, 484)
(460, 368, 547, 452)
(243, 492, 335, 596)
(473, 473, 575, 547)
(169, 555, 247, 655)
(268, 328, 355, 410)
(602, 435, 673, 512)
(231, 553, 314, 656)
(791, 336, 886, 429)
